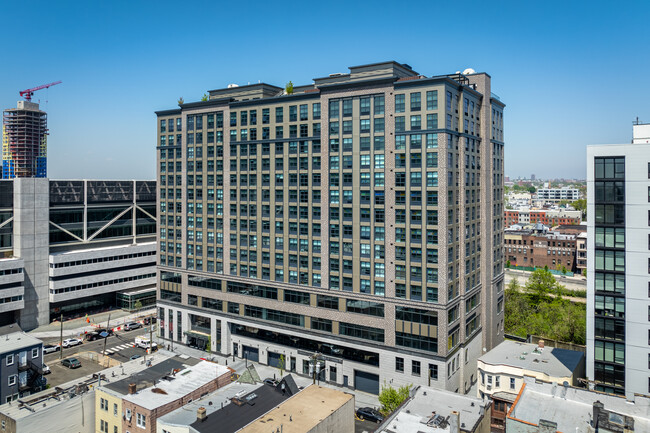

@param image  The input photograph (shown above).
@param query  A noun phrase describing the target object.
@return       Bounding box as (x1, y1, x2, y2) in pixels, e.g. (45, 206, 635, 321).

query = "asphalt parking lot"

(355, 418, 381, 433)
(42, 328, 156, 388)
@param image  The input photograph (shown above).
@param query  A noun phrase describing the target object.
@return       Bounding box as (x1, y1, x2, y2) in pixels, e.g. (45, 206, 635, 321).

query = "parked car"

(124, 322, 142, 331)
(62, 338, 83, 348)
(263, 378, 279, 387)
(42, 364, 51, 374)
(61, 358, 81, 369)
(43, 344, 60, 354)
(95, 328, 114, 336)
(143, 317, 157, 325)
(355, 407, 384, 423)
(85, 328, 114, 341)
(130, 355, 141, 361)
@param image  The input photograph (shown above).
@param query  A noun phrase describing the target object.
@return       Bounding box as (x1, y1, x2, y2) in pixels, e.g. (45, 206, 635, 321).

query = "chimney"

(128, 383, 137, 395)
(538, 339, 544, 349)
(197, 406, 207, 422)
(592, 401, 604, 428)
(449, 410, 460, 433)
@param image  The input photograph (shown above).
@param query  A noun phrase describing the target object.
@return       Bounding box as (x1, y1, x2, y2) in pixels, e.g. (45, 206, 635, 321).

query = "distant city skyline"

(1, 1, 649, 179)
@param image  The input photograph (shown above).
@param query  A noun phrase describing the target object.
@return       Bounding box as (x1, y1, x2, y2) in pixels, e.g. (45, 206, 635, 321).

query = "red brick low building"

(504, 226, 577, 272)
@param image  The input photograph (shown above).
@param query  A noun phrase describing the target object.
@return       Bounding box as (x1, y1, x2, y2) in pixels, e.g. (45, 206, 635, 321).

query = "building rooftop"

(189, 380, 294, 433)
(478, 341, 584, 379)
(158, 382, 261, 428)
(237, 385, 354, 433)
(50, 240, 156, 257)
(509, 376, 650, 432)
(0, 328, 42, 354)
(380, 385, 487, 433)
(102, 357, 193, 396)
(121, 360, 230, 410)
(0, 351, 179, 420)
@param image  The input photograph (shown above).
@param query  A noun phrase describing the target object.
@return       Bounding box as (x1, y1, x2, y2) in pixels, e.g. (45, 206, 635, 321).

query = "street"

(42, 328, 156, 387)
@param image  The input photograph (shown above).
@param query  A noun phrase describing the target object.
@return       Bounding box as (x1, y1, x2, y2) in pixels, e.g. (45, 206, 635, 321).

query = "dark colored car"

(130, 355, 141, 361)
(95, 328, 114, 336)
(62, 358, 81, 369)
(143, 317, 157, 325)
(355, 407, 384, 423)
(124, 322, 142, 331)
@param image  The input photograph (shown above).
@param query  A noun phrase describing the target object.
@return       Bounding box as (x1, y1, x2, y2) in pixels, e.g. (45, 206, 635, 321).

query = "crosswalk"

(103, 344, 133, 354)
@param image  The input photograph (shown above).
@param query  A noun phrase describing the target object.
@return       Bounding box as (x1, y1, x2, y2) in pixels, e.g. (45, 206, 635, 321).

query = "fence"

(507, 265, 574, 277)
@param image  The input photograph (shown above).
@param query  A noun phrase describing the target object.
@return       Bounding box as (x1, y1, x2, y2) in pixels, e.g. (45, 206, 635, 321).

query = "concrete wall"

(15, 178, 49, 330)
(306, 396, 355, 433)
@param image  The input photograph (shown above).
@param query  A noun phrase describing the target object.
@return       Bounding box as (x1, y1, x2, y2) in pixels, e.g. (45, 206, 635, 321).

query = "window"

(410, 92, 421, 111)
(395, 94, 405, 113)
(412, 360, 421, 376)
(429, 364, 438, 380)
(136, 413, 146, 428)
(8, 375, 16, 386)
(100, 397, 108, 410)
(31, 347, 39, 358)
(6, 354, 13, 366)
(100, 420, 109, 433)
(396, 357, 404, 372)
(510, 377, 516, 390)
(114, 403, 118, 416)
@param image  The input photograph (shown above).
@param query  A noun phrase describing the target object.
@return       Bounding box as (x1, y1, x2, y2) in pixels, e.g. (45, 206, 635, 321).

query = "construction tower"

(2, 101, 48, 178)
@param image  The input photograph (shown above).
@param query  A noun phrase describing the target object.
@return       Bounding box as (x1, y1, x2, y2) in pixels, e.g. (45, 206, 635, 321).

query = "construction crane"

(19, 81, 62, 102)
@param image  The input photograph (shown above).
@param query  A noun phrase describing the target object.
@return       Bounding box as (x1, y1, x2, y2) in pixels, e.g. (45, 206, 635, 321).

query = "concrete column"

(16, 178, 50, 330)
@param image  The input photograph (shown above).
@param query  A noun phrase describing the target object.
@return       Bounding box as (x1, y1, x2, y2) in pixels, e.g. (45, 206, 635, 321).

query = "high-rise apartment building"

(2, 101, 48, 178)
(155, 62, 505, 394)
(586, 123, 650, 398)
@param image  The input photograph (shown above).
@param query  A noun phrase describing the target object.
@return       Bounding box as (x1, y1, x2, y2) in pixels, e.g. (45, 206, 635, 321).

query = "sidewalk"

(28, 307, 156, 339)
(153, 337, 380, 410)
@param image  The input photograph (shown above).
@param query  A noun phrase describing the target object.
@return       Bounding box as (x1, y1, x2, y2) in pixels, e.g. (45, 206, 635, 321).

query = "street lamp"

(308, 353, 325, 385)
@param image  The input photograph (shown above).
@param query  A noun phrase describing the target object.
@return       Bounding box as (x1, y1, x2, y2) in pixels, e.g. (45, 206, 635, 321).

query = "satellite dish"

(462, 68, 476, 75)
(227, 84, 239, 88)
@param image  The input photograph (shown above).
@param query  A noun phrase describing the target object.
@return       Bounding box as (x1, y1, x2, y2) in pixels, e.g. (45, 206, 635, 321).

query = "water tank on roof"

(227, 84, 239, 88)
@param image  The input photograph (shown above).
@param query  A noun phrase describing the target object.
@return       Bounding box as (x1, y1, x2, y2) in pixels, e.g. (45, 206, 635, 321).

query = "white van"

(134, 336, 158, 351)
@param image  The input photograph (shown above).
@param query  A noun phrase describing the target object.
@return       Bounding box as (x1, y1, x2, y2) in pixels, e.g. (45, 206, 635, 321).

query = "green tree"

(178, 97, 184, 106)
(378, 383, 411, 416)
(134, 300, 143, 312)
(201, 93, 208, 102)
(572, 198, 586, 220)
(527, 186, 536, 193)
(278, 354, 285, 377)
(505, 260, 511, 268)
(524, 269, 559, 303)
(285, 81, 294, 95)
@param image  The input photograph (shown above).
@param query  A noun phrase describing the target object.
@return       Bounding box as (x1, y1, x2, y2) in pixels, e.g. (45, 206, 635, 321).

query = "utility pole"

(102, 314, 111, 358)
(59, 314, 63, 360)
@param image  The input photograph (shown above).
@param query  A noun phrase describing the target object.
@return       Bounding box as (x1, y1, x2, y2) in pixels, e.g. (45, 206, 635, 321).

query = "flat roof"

(479, 341, 583, 378)
(381, 385, 487, 433)
(190, 382, 291, 433)
(122, 360, 230, 410)
(237, 385, 353, 433)
(1, 352, 179, 419)
(50, 241, 156, 257)
(0, 330, 42, 354)
(103, 357, 197, 395)
(158, 382, 261, 427)
(510, 377, 650, 432)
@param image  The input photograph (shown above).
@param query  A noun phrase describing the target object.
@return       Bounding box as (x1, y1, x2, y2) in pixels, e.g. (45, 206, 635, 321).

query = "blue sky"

(1, 1, 648, 180)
